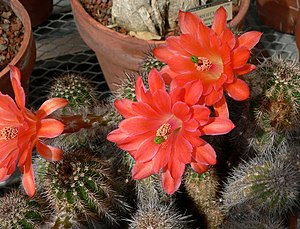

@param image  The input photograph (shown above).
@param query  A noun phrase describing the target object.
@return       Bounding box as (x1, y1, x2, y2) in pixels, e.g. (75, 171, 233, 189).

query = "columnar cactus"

(139, 48, 165, 76)
(128, 200, 190, 229)
(221, 150, 300, 216)
(0, 190, 46, 228)
(37, 148, 130, 228)
(184, 167, 224, 229)
(248, 57, 300, 153)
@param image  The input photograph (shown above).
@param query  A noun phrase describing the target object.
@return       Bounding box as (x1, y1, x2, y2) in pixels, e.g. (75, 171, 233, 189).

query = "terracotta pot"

(19, 0, 53, 27)
(256, 0, 300, 34)
(229, 0, 250, 30)
(0, 0, 36, 97)
(70, 0, 250, 91)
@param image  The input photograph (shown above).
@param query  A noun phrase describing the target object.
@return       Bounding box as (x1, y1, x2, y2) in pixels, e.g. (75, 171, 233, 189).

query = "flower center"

(191, 56, 212, 71)
(154, 123, 172, 144)
(0, 127, 18, 141)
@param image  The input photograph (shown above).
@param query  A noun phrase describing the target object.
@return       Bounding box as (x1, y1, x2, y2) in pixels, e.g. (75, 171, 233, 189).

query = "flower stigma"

(191, 55, 212, 71)
(154, 123, 172, 144)
(0, 127, 18, 141)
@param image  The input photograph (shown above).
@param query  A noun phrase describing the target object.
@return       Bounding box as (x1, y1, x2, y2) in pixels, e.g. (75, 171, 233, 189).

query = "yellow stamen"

(156, 123, 172, 141)
(0, 127, 18, 141)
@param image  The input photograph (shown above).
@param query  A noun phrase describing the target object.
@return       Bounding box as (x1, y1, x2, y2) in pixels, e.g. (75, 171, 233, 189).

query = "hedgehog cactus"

(37, 148, 130, 228)
(113, 72, 149, 101)
(139, 48, 165, 76)
(248, 57, 300, 153)
(0, 190, 46, 228)
(184, 167, 224, 229)
(129, 200, 190, 229)
(48, 73, 98, 111)
(221, 151, 300, 217)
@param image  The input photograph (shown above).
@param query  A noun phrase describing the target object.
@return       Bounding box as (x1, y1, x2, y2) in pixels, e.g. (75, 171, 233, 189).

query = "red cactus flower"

(0, 66, 68, 197)
(107, 69, 234, 194)
(154, 7, 262, 115)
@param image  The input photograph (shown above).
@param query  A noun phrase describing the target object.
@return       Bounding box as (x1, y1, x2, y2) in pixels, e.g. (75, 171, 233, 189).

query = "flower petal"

(225, 79, 250, 101)
(184, 80, 203, 106)
(234, 64, 256, 75)
(212, 7, 227, 36)
(192, 105, 211, 126)
(20, 155, 36, 198)
(192, 140, 216, 165)
(172, 101, 191, 122)
(201, 117, 235, 135)
(237, 31, 262, 50)
(152, 137, 172, 173)
(114, 99, 136, 118)
(231, 47, 250, 69)
(119, 116, 161, 135)
(175, 133, 192, 164)
(161, 169, 182, 195)
(132, 161, 153, 180)
(36, 98, 69, 119)
(37, 119, 65, 138)
(191, 162, 209, 174)
(213, 96, 229, 118)
(179, 10, 202, 34)
(148, 68, 166, 94)
(135, 136, 160, 163)
(36, 141, 63, 161)
(9, 66, 25, 109)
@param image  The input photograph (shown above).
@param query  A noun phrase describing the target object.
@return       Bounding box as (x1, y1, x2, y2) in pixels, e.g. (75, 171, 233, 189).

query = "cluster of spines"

(37, 148, 130, 228)
(113, 72, 149, 101)
(248, 57, 300, 153)
(0, 190, 46, 228)
(48, 73, 98, 112)
(128, 200, 190, 229)
(221, 150, 300, 217)
(139, 48, 165, 76)
(184, 167, 224, 229)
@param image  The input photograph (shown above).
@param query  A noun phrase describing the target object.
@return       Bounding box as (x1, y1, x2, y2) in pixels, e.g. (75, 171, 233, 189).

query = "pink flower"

(154, 7, 262, 116)
(0, 66, 68, 197)
(107, 69, 234, 194)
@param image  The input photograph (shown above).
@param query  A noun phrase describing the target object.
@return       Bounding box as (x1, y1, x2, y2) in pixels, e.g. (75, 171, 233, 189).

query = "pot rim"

(0, 0, 33, 77)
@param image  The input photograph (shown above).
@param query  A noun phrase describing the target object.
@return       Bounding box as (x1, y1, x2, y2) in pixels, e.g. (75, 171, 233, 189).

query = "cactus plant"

(128, 199, 190, 229)
(184, 167, 224, 229)
(0, 190, 47, 228)
(248, 57, 300, 153)
(36, 148, 130, 228)
(48, 73, 98, 112)
(221, 150, 300, 217)
(139, 48, 165, 76)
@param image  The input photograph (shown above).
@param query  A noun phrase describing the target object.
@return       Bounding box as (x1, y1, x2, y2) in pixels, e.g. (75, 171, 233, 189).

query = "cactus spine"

(37, 148, 130, 228)
(0, 190, 46, 228)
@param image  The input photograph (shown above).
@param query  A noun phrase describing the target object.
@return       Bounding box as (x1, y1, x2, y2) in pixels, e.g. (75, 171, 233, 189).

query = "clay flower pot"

(70, 0, 250, 91)
(295, 11, 300, 61)
(256, 0, 300, 34)
(19, 0, 53, 27)
(0, 0, 36, 97)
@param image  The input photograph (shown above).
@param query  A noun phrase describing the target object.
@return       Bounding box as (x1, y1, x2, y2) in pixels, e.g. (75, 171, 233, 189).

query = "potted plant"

(256, 0, 300, 34)
(70, 0, 250, 91)
(19, 0, 53, 27)
(0, 0, 36, 97)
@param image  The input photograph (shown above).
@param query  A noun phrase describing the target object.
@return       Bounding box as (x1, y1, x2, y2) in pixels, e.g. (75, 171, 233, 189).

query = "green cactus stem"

(0, 190, 46, 228)
(184, 167, 224, 229)
(37, 148, 130, 228)
(222, 151, 300, 217)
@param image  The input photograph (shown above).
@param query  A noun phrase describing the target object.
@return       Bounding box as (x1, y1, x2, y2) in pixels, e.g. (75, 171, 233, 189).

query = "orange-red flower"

(154, 7, 262, 115)
(107, 69, 234, 194)
(0, 66, 68, 197)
